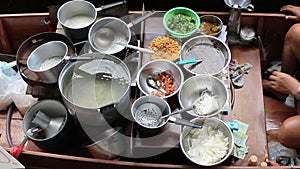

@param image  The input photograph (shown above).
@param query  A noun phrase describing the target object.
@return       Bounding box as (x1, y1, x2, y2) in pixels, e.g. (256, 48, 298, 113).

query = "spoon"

(114, 42, 155, 54)
(146, 76, 167, 94)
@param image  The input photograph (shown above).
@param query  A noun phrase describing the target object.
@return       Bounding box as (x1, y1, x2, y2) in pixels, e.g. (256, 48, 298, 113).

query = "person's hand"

(280, 5, 300, 21)
(269, 71, 300, 96)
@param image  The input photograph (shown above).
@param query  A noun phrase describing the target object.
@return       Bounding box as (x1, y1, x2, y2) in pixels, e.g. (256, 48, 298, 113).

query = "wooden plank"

(230, 45, 267, 166)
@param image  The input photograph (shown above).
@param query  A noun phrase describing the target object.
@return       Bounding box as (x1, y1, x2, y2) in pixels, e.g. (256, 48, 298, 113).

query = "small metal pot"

(131, 95, 171, 135)
(57, 0, 126, 42)
(16, 32, 76, 86)
(58, 53, 131, 138)
(23, 100, 75, 153)
(88, 11, 156, 55)
(26, 41, 94, 84)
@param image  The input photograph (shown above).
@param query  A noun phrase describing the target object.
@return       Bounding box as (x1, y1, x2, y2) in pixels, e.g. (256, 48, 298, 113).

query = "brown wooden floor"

(264, 94, 296, 147)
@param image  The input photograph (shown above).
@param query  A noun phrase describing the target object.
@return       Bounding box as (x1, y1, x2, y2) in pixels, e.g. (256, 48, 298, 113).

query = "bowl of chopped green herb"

(163, 7, 200, 39)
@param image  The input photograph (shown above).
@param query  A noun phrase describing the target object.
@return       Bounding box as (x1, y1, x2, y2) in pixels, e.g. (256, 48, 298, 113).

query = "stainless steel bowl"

(178, 75, 228, 117)
(199, 15, 223, 36)
(180, 117, 234, 166)
(180, 35, 231, 76)
(137, 59, 184, 99)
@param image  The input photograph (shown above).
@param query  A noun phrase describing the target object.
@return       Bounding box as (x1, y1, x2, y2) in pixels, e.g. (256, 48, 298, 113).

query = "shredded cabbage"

(194, 92, 218, 116)
(186, 126, 229, 164)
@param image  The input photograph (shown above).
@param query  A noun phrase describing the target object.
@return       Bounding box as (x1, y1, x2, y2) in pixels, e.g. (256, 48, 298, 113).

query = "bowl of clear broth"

(199, 15, 223, 36)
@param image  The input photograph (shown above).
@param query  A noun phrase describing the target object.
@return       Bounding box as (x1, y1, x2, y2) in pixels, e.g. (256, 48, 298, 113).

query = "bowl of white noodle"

(180, 117, 234, 166)
(178, 74, 228, 118)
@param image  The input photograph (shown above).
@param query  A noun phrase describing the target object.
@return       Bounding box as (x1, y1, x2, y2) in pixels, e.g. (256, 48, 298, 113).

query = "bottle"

(248, 155, 258, 166)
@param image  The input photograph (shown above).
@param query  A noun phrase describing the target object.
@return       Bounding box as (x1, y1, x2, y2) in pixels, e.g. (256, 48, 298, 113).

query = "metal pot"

(57, 0, 126, 42)
(16, 32, 76, 86)
(58, 52, 131, 137)
(88, 11, 156, 55)
(26, 41, 94, 84)
(23, 100, 75, 153)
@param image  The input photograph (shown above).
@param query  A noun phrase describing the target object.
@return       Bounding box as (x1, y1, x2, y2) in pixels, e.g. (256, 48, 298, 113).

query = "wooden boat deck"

(0, 11, 298, 168)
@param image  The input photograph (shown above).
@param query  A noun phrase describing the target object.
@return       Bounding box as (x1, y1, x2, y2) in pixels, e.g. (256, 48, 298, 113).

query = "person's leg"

(263, 23, 300, 100)
(277, 100, 300, 148)
(281, 23, 300, 75)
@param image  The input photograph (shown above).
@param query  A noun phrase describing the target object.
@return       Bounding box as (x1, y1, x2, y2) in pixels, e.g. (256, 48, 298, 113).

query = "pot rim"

(26, 41, 68, 72)
(57, 0, 97, 30)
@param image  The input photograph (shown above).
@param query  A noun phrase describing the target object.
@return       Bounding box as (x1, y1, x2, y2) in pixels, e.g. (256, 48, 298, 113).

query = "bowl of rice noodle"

(180, 117, 234, 166)
(178, 74, 228, 118)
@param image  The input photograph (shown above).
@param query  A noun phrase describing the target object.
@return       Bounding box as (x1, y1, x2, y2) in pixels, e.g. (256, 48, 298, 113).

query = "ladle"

(135, 103, 202, 129)
(160, 104, 195, 120)
(92, 27, 155, 54)
(92, 27, 114, 48)
(146, 76, 167, 94)
(156, 93, 208, 124)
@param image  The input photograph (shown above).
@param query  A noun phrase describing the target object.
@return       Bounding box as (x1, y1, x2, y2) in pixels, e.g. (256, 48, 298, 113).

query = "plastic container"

(163, 7, 200, 39)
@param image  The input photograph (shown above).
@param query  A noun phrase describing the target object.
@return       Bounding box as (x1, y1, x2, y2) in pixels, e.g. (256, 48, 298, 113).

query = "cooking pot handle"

(95, 0, 127, 12)
(246, 4, 254, 11)
(127, 10, 156, 28)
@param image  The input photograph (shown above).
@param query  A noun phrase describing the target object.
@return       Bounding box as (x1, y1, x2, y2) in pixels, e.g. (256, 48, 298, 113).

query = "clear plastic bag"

(0, 61, 37, 114)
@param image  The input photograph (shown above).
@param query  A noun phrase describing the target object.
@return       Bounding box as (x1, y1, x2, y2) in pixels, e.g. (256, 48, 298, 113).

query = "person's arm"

(269, 71, 300, 97)
(280, 5, 300, 21)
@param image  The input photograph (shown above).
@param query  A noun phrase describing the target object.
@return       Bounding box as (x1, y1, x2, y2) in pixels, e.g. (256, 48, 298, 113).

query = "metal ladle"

(136, 103, 202, 129)
(92, 27, 155, 54)
(146, 76, 167, 95)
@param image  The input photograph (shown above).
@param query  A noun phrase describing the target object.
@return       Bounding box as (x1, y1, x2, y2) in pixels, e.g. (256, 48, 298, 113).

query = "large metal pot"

(57, 0, 126, 42)
(58, 52, 131, 137)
